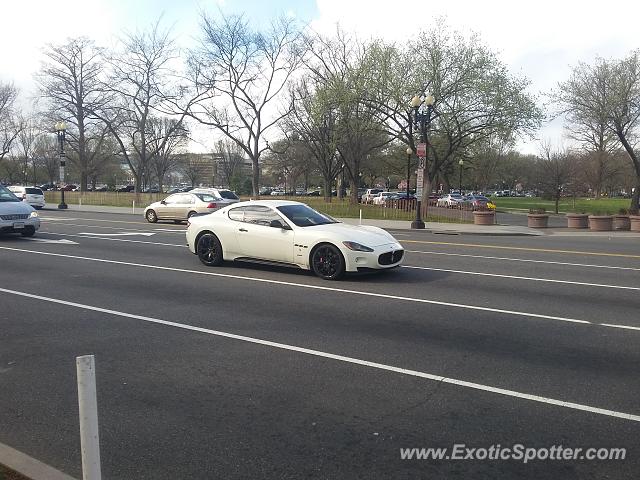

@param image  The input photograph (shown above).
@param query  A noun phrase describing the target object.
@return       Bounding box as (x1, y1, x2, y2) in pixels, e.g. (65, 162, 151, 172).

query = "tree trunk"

(631, 181, 640, 213)
(251, 158, 259, 196)
(350, 178, 358, 205)
(323, 175, 332, 203)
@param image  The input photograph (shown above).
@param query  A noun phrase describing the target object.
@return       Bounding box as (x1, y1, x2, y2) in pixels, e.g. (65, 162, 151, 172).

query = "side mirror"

(160, 200, 166, 205)
(270, 219, 291, 230)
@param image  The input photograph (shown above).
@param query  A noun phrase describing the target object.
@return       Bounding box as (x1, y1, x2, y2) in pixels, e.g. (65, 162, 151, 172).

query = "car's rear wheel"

(145, 209, 157, 223)
(187, 211, 197, 218)
(197, 233, 223, 267)
(311, 243, 345, 280)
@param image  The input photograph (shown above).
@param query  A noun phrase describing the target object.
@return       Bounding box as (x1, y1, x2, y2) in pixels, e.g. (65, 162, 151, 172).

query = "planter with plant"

(566, 212, 589, 229)
(588, 213, 614, 231)
(630, 209, 640, 232)
(527, 208, 549, 228)
(613, 208, 631, 231)
(473, 208, 496, 225)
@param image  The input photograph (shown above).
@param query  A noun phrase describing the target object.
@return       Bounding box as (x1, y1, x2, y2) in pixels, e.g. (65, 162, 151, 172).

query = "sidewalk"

(43, 204, 640, 237)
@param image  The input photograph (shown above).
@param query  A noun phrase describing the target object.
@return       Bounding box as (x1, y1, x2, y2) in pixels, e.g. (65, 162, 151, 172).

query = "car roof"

(225, 199, 305, 209)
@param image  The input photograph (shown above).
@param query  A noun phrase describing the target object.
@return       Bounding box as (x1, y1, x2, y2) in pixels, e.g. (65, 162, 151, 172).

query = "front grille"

(1, 214, 29, 220)
(378, 250, 404, 265)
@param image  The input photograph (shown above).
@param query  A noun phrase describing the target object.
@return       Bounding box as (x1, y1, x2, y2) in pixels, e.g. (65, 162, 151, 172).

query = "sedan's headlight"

(30, 211, 39, 218)
(343, 241, 374, 252)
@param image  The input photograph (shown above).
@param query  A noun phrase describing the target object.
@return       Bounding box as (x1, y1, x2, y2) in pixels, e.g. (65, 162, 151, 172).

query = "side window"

(183, 194, 196, 204)
(243, 206, 284, 226)
(164, 195, 179, 205)
(228, 206, 245, 222)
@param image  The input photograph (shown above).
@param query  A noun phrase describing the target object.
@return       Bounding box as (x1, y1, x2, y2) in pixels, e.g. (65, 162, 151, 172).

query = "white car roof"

(225, 199, 305, 209)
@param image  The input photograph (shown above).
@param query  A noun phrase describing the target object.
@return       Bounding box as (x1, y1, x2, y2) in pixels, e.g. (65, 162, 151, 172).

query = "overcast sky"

(2, 0, 638, 154)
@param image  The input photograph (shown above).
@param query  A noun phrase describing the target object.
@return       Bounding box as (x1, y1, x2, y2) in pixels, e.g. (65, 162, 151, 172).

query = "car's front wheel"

(21, 227, 36, 237)
(145, 209, 158, 223)
(197, 233, 223, 267)
(311, 243, 345, 280)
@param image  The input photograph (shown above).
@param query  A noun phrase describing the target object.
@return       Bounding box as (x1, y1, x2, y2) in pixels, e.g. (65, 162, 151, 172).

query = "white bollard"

(132, 200, 135, 214)
(359, 209, 362, 225)
(76, 355, 102, 480)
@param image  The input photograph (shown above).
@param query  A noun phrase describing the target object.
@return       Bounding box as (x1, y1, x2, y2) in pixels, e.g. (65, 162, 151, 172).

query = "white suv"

(8, 185, 46, 209)
(0, 185, 40, 236)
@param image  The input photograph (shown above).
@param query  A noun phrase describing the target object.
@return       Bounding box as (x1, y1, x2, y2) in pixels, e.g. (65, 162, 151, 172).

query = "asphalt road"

(1, 210, 639, 479)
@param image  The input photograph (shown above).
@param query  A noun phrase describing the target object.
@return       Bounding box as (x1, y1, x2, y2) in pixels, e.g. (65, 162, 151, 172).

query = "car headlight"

(30, 211, 39, 218)
(343, 241, 374, 252)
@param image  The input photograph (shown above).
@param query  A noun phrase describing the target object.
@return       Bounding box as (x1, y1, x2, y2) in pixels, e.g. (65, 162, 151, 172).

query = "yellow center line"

(400, 240, 640, 259)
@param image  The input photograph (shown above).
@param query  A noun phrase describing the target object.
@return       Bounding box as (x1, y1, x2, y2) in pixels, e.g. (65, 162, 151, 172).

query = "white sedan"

(186, 200, 404, 280)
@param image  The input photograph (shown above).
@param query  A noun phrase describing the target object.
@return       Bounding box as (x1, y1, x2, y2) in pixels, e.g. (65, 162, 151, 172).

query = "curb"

(0, 443, 77, 480)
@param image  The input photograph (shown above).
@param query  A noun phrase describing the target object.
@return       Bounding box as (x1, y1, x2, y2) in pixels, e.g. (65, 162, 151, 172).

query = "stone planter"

(527, 214, 549, 228)
(473, 210, 495, 225)
(566, 213, 589, 229)
(630, 215, 640, 232)
(588, 215, 613, 231)
(613, 215, 631, 231)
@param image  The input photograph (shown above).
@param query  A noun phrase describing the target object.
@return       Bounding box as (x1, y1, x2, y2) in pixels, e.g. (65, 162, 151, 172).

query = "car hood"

(0, 200, 35, 214)
(307, 222, 399, 247)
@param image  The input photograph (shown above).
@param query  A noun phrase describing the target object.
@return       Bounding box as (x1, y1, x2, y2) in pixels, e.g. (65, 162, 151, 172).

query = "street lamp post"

(406, 147, 412, 200)
(458, 159, 464, 194)
(410, 93, 435, 229)
(55, 121, 68, 209)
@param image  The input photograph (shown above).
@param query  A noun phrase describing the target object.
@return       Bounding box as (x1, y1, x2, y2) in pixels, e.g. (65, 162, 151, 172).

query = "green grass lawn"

(491, 196, 633, 215)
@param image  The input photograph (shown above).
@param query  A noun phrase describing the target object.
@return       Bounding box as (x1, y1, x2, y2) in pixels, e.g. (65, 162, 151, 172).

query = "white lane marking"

(402, 265, 640, 291)
(406, 250, 640, 272)
(0, 286, 637, 423)
(1, 245, 639, 332)
(42, 222, 184, 233)
(78, 232, 155, 237)
(20, 238, 78, 245)
(40, 232, 186, 248)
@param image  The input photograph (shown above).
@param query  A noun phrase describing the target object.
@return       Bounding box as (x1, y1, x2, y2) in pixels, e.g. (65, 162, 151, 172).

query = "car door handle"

(239, 228, 248, 232)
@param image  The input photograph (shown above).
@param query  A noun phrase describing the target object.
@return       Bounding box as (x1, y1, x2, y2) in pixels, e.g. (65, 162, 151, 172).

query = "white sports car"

(185, 200, 404, 280)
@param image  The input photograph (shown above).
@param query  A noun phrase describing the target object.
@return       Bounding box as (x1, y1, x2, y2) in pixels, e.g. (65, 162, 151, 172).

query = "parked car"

(305, 190, 321, 196)
(361, 188, 383, 204)
(464, 194, 490, 210)
(436, 193, 465, 207)
(115, 185, 135, 193)
(270, 189, 287, 196)
(186, 200, 404, 280)
(259, 187, 273, 195)
(60, 184, 78, 191)
(39, 183, 56, 191)
(144, 190, 238, 223)
(372, 191, 397, 205)
(7, 186, 46, 209)
(0, 185, 40, 237)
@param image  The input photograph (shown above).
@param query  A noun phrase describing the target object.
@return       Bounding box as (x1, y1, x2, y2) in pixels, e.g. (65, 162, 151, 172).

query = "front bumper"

(0, 217, 40, 234)
(343, 242, 404, 272)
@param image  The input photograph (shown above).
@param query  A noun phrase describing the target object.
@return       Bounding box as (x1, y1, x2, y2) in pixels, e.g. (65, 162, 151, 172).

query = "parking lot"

(1, 210, 639, 479)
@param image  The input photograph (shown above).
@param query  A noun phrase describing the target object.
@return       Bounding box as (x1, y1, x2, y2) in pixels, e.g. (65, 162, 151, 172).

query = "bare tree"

(285, 79, 341, 201)
(215, 138, 245, 188)
(149, 117, 188, 192)
(36, 37, 109, 191)
(186, 14, 305, 195)
(33, 134, 59, 185)
(0, 82, 23, 163)
(15, 117, 40, 185)
(179, 153, 209, 187)
(556, 51, 640, 211)
(537, 142, 577, 213)
(93, 21, 190, 195)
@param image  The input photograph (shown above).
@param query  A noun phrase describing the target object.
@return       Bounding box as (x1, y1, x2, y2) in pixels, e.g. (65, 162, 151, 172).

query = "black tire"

(21, 227, 36, 237)
(311, 243, 345, 280)
(145, 209, 158, 223)
(197, 233, 223, 267)
(187, 211, 197, 218)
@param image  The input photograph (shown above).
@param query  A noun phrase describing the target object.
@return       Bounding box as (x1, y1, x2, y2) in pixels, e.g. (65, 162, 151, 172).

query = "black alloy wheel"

(20, 227, 36, 237)
(145, 209, 158, 223)
(311, 243, 345, 280)
(197, 233, 223, 267)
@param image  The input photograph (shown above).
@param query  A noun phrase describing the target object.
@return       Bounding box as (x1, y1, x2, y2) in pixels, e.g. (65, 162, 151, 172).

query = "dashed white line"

(405, 250, 640, 272)
(0, 285, 638, 423)
(1, 245, 639, 332)
(402, 265, 640, 291)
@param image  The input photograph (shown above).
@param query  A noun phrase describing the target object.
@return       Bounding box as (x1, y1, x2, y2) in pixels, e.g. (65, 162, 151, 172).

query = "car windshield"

(0, 185, 20, 202)
(218, 190, 239, 200)
(451, 194, 463, 198)
(277, 204, 338, 227)
(26, 188, 43, 195)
